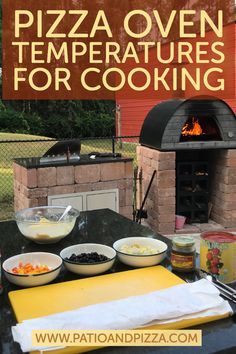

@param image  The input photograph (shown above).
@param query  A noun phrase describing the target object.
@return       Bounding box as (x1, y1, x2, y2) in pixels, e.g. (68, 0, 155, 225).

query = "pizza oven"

(140, 97, 236, 151)
(137, 97, 236, 233)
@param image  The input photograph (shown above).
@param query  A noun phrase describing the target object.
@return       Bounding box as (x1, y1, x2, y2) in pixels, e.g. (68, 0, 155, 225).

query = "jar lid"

(173, 236, 195, 247)
(201, 231, 236, 243)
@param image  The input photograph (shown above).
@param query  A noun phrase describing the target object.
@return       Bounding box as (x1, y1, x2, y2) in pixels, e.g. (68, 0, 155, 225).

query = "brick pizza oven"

(137, 96, 236, 234)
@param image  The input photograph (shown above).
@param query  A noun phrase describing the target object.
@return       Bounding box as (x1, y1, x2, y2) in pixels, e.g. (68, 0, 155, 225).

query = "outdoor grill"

(40, 139, 81, 164)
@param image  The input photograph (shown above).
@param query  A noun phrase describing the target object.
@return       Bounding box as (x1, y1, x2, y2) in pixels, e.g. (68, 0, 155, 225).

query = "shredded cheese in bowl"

(120, 243, 159, 255)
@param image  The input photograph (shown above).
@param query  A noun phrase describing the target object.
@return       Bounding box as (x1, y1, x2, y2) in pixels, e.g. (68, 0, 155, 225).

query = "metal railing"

(0, 136, 139, 220)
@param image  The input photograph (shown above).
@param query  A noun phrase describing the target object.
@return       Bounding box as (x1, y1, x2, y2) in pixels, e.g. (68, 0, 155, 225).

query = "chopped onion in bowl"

(120, 243, 159, 255)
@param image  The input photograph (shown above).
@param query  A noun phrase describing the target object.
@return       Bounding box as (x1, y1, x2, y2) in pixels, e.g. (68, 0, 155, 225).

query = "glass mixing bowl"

(15, 206, 80, 244)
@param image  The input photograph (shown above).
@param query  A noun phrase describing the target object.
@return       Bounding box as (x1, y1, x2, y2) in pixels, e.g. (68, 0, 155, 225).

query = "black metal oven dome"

(140, 97, 236, 151)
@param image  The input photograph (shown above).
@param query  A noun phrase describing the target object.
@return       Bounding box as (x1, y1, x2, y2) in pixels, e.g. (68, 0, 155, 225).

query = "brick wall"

(137, 146, 236, 233)
(137, 146, 176, 234)
(211, 150, 236, 228)
(13, 161, 133, 219)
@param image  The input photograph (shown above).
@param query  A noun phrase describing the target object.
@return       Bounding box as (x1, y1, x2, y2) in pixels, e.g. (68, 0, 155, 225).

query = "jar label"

(200, 238, 236, 284)
(171, 253, 194, 269)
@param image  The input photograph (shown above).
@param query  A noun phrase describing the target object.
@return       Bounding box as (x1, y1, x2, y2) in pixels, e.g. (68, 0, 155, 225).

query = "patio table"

(0, 208, 236, 354)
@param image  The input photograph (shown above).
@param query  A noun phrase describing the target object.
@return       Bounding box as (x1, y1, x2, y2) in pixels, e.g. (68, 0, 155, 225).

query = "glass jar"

(171, 236, 196, 272)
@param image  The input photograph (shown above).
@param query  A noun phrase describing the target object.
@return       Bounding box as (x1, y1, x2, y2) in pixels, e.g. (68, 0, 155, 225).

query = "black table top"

(14, 155, 133, 169)
(0, 209, 236, 354)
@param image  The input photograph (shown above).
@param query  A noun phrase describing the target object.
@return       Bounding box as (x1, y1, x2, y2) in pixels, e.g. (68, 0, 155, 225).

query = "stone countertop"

(14, 155, 133, 169)
(0, 209, 236, 354)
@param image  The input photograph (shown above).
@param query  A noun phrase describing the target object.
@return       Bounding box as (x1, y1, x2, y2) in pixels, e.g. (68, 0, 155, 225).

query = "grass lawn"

(0, 133, 55, 220)
(0, 133, 55, 168)
(0, 200, 14, 221)
(81, 139, 138, 160)
(0, 133, 138, 220)
(0, 168, 13, 200)
(0, 132, 50, 140)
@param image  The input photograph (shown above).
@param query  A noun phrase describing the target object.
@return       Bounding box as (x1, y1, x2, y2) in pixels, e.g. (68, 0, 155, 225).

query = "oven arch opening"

(180, 115, 223, 142)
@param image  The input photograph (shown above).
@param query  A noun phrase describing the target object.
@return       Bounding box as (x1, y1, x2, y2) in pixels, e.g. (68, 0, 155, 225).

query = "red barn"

(116, 23, 236, 137)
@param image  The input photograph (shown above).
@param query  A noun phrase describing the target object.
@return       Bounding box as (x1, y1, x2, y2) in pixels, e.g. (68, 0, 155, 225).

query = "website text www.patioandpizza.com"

(32, 330, 202, 347)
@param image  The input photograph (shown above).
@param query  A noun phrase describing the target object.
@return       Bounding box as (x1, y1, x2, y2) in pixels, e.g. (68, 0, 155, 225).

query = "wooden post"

(116, 104, 123, 149)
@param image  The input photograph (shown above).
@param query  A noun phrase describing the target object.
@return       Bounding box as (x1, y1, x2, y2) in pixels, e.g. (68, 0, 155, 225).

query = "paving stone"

(38, 167, 56, 187)
(101, 162, 125, 181)
(75, 164, 101, 184)
(125, 162, 133, 178)
(57, 166, 74, 185)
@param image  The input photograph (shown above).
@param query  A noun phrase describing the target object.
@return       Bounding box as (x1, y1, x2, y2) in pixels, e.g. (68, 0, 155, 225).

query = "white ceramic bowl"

(15, 206, 80, 244)
(113, 237, 168, 267)
(60, 243, 116, 276)
(3, 252, 62, 287)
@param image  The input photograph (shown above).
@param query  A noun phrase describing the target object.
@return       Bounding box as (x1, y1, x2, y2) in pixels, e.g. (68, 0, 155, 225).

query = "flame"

(182, 117, 203, 136)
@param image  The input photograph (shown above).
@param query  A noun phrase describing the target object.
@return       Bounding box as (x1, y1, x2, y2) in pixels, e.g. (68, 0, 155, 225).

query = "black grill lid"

(43, 139, 81, 157)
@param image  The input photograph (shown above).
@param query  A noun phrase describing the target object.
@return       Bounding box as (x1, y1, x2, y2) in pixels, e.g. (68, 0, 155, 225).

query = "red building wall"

(116, 23, 236, 137)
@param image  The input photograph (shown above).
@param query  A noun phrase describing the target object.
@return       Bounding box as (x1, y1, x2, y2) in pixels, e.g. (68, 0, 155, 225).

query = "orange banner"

(2, 0, 235, 100)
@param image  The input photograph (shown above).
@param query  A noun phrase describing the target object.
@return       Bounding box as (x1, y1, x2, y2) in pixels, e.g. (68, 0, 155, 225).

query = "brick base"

(137, 146, 236, 234)
(210, 150, 236, 227)
(137, 146, 176, 234)
(13, 161, 133, 219)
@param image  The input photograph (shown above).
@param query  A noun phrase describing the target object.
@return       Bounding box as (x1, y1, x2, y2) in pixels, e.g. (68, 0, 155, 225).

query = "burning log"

(182, 117, 203, 136)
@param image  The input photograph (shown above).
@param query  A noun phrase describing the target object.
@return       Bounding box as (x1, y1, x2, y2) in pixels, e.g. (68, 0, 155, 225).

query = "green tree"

(0, 0, 2, 67)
